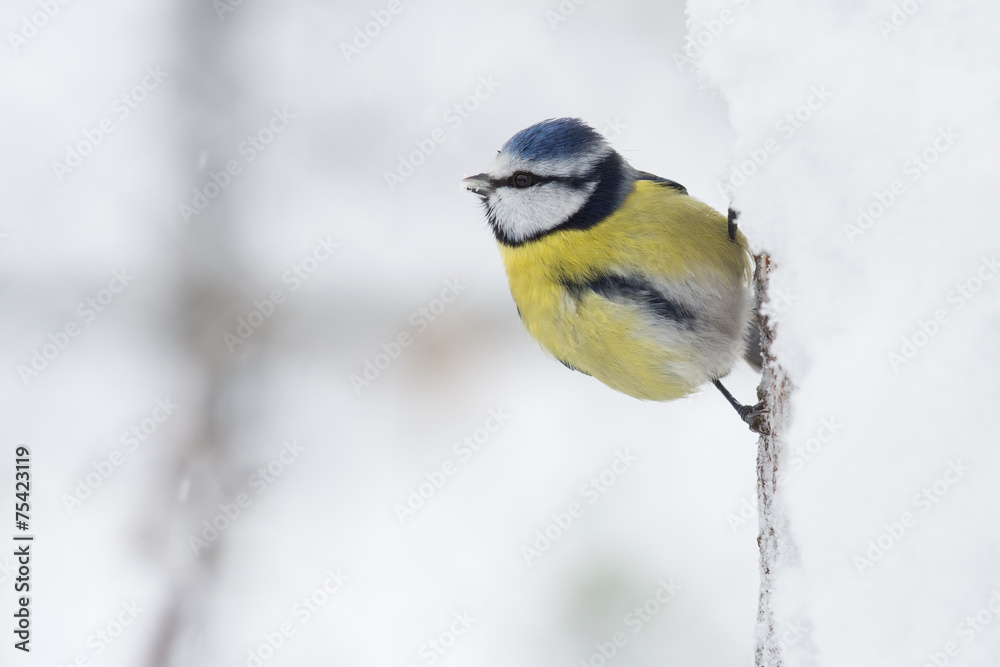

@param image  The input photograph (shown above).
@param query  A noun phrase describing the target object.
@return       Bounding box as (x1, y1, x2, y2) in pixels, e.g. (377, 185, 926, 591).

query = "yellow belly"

(498, 181, 752, 401)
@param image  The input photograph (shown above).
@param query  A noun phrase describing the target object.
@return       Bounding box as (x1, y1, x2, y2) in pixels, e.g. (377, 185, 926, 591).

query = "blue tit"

(462, 117, 763, 426)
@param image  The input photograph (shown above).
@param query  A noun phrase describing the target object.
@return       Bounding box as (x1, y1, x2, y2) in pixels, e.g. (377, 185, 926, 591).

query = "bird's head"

(463, 118, 634, 246)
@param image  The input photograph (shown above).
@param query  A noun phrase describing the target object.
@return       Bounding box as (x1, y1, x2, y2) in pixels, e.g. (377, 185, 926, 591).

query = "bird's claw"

(738, 401, 770, 435)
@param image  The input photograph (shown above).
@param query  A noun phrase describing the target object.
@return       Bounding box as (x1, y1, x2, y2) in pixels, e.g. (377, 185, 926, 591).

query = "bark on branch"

(752, 253, 795, 667)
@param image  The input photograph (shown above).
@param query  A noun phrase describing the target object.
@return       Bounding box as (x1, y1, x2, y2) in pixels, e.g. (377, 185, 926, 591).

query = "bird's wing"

(634, 171, 688, 195)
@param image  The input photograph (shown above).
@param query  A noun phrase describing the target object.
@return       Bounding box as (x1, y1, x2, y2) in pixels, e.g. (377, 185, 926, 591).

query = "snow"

(687, 0, 1000, 664)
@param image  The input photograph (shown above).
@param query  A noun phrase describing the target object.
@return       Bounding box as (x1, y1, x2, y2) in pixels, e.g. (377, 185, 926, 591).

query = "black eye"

(512, 171, 534, 188)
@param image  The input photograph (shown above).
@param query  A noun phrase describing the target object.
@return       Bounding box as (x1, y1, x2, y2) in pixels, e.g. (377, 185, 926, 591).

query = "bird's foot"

(738, 401, 770, 435)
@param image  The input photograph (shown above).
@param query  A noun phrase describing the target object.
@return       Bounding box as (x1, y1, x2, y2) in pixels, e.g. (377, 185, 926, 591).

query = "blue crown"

(500, 118, 605, 161)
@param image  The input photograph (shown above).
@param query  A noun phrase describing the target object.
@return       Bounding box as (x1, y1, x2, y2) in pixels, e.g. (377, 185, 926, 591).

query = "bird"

(462, 117, 765, 430)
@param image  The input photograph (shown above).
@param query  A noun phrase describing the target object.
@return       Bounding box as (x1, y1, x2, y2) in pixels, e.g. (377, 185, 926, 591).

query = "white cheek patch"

(490, 182, 595, 243)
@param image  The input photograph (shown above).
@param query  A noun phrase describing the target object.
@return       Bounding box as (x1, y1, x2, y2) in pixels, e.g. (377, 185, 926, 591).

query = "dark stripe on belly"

(564, 273, 696, 325)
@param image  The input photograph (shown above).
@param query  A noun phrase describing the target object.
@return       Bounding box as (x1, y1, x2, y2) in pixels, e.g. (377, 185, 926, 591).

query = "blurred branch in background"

(139, 4, 261, 665)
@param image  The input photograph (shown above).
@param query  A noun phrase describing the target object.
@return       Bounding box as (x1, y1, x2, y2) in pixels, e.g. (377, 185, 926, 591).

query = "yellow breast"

(498, 180, 752, 401)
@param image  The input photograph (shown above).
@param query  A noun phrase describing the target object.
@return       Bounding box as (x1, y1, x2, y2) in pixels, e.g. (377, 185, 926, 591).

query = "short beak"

(462, 173, 495, 198)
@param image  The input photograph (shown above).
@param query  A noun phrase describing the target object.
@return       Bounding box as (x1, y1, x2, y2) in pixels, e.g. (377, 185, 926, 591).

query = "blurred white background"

(1, 1, 764, 665)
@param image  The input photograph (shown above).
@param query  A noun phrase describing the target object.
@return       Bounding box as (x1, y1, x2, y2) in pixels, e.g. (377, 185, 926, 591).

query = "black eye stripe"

(503, 172, 593, 189)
